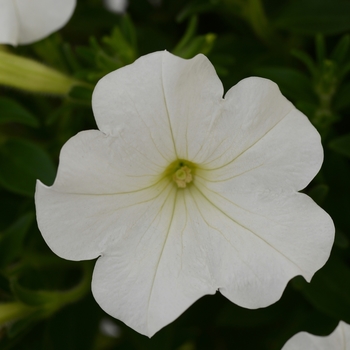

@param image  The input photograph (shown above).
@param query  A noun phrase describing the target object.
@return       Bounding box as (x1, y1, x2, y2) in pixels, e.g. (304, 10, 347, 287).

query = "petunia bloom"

(282, 321, 350, 349)
(35, 51, 334, 337)
(0, 0, 76, 45)
(103, 0, 128, 14)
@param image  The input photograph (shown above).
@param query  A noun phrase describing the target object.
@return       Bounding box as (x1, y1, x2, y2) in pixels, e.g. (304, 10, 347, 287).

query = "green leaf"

(32, 34, 69, 73)
(0, 213, 34, 269)
(331, 34, 350, 63)
(334, 230, 349, 249)
(334, 82, 350, 111)
(322, 151, 350, 229)
(75, 46, 96, 65)
(102, 27, 136, 64)
(172, 33, 216, 59)
(216, 297, 285, 327)
(274, 0, 350, 35)
(307, 184, 329, 205)
(295, 101, 317, 120)
(68, 85, 94, 104)
(11, 280, 63, 307)
(254, 67, 316, 103)
(12, 264, 91, 309)
(295, 254, 350, 323)
(177, 0, 220, 22)
(0, 97, 39, 127)
(329, 133, 350, 158)
(173, 16, 198, 56)
(0, 302, 34, 328)
(7, 309, 44, 338)
(0, 139, 56, 196)
(44, 295, 100, 350)
(119, 14, 138, 53)
(291, 49, 316, 77)
(0, 273, 11, 294)
(315, 34, 326, 65)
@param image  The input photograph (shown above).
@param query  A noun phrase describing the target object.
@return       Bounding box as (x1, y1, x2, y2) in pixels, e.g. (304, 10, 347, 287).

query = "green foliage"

(0, 139, 55, 196)
(294, 253, 350, 323)
(307, 184, 329, 206)
(1, 0, 350, 349)
(172, 16, 217, 58)
(329, 133, 350, 158)
(73, 15, 139, 85)
(0, 213, 34, 269)
(274, 0, 350, 35)
(254, 66, 316, 103)
(0, 98, 39, 128)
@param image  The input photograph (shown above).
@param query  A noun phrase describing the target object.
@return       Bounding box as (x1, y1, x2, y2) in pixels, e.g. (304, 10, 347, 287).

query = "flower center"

(162, 159, 196, 189)
(173, 166, 192, 188)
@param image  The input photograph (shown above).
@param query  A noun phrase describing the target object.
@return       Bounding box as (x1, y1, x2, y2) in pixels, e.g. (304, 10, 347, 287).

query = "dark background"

(1, 0, 350, 349)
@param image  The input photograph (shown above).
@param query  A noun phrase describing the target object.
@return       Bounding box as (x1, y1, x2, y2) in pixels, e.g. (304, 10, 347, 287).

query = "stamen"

(173, 166, 192, 188)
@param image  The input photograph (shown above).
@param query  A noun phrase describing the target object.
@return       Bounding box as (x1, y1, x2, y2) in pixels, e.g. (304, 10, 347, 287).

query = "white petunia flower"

(282, 321, 350, 349)
(103, 0, 128, 14)
(35, 51, 335, 337)
(0, 0, 76, 45)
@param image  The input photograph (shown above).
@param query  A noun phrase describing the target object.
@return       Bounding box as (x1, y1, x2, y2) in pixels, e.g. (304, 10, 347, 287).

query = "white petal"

(189, 78, 333, 306)
(282, 321, 350, 350)
(13, 0, 76, 45)
(92, 52, 177, 166)
(190, 77, 295, 166)
(35, 129, 169, 260)
(185, 77, 289, 169)
(35, 177, 172, 261)
(190, 183, 334, 308)
(0, 0, 19, 45)
(218, 77, 295, 165)
(159, 69, 319, 193)
(161, 52, 224, 160)
(197, 103, 323, 192)
(50, 130, 165, 194)
(92, 189, 217, 337)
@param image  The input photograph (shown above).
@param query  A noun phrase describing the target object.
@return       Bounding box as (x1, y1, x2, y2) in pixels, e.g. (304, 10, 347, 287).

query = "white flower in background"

(99, 317, 121, 338)
(35, 51, 334, 337)
(0, 0, 76, 45)
(282, 321, 350, 349)
(103, 0, 128, 14)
